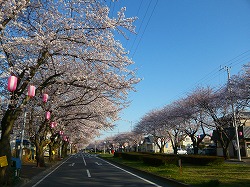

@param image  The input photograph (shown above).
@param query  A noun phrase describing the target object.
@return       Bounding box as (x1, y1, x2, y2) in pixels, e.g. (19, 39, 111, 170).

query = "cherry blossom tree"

(0, 0, 139, 184)
(230, 64, 250, 114)
(112, 132, 135, 152)
(134, 109, 172, 153)
(162, 103, 187, 154)
(189, 86, 236, 159)
(0, 0, 30, 32)
(176, 94, 212, 154)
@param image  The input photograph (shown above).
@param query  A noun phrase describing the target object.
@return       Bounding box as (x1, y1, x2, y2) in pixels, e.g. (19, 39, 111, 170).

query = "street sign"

(0, 155, 8, 167)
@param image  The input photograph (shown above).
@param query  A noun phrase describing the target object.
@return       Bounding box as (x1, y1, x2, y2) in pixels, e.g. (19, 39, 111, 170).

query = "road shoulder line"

(98, 157, 162, 187)
(31, 156, 72, 187)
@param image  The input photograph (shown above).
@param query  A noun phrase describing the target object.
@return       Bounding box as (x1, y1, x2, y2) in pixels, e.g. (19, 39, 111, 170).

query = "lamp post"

(95, 141, 97, 153)
(104, 141, 106, 154)
(18, 85, 36, 161)
(19, 108, 26, 159)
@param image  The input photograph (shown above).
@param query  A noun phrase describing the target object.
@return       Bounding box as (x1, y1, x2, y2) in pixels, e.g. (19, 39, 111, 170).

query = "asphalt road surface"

(24, 153, 180, 187)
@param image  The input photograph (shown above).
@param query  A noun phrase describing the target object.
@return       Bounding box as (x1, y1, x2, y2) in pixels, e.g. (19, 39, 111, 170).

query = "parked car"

(44, 149, 49, 157)
(177, 148, 187, 154)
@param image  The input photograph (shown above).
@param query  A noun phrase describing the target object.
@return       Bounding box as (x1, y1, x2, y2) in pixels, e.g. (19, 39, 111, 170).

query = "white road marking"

(69, 163, 75, 166)
(86, 169, 91, 177)
(95, 162, 102, 166)
(81, 153, 87, 166)
(32, 156, 72, 187)
(97, 157, 162, 187)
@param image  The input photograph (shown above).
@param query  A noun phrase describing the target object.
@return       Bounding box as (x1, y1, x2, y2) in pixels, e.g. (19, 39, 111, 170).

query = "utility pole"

(19, 107, 27, 160)
(94, 141, 96, 154)
(222, 66, 241, 161)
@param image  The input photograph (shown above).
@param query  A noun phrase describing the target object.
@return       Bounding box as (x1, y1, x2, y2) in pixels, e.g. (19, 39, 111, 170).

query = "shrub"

(113, 152, 122, 158)
(143, 155, 179, 166)
(114, 152, 224, 166)
(179, 155, 224, 165)
(121, 152, 144, 161)
(113, 152, 144, 161)
(143, 155, 165, 166)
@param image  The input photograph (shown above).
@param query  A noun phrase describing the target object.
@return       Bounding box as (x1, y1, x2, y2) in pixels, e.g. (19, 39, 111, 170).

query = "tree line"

(95, 65, 250, 159)
(0, 0, 139, 185)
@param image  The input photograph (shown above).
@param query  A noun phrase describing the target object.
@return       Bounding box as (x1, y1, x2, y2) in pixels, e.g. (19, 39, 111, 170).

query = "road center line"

(86, 169, 91, 177)
(81, 153, 87, 166)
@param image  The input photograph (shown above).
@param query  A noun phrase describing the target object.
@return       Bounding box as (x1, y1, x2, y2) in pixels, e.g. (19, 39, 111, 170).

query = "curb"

(16, 159, 66, 187)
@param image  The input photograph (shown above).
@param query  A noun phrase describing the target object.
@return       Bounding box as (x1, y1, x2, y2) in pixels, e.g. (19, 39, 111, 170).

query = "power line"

(187, 50, 250, 92)
(132, 0, 159, 58)
(125, 0, 143, 49)
(129, 0, 151, 51)
(170, 50, 250, 102)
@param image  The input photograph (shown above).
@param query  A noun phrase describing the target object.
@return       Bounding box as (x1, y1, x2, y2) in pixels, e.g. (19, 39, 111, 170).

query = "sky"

(96, 0, 250, 140)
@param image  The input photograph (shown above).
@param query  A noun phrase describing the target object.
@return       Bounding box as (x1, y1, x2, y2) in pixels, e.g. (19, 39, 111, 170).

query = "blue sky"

(96, 0, 250, 139)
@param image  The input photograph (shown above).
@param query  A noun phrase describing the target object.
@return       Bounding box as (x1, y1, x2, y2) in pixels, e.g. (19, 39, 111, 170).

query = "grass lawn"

(99, 154, 250, 187)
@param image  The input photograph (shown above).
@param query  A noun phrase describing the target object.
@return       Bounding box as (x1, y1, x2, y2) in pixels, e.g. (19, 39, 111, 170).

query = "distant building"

(180, 136, 193, 148)
(213, 111, 250, 158)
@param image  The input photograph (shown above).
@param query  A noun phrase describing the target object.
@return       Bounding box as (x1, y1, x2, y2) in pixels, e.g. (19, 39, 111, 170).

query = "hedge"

(178, 155, 224, 165)
(114, 152, 144, 161)
(113, 152, 224, 166)
(143, 155, 179, 166)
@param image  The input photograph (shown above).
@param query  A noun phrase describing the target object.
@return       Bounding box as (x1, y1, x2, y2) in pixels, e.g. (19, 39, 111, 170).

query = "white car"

(177, 148, 187, 154)
(44, 150, 49, 157)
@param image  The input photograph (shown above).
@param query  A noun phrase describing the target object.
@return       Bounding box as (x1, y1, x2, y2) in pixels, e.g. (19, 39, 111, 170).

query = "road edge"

(99, 156, 191, 187)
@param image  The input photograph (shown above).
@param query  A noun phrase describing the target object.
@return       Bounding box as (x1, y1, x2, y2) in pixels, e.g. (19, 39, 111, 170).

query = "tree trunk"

(0, 136, 12, 185)
(35, 145, 46, 167)
(48, 144, 57, 162)
(191, 136, 198, 154)
(159, 146, 164, 153)
(35, 135, 46, 167)
(61, 142, 68, 158)
(0, 110, 17, 185)
(173, 146, 178, 154)
(217, 130, 231, 159)
(222, 147, 230, 159)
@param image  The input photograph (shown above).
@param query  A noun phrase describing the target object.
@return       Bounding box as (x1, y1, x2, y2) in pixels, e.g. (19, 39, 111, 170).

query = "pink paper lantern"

(7, 76, 17, 92)
(65, 136, 69, 142)
(42, 93, 49, 103)
(28, 85, 36, 97)
(239, 132, 243, 136)
(51, 122, 57, 128)
(45, 111, 51, 120)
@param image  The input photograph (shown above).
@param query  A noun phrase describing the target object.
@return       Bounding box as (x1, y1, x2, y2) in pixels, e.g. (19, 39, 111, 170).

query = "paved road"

(23, 153, 179, 187)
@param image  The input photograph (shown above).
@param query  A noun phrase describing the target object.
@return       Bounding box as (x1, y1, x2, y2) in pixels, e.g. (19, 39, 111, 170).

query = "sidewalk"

(15, 159, 62, 187)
